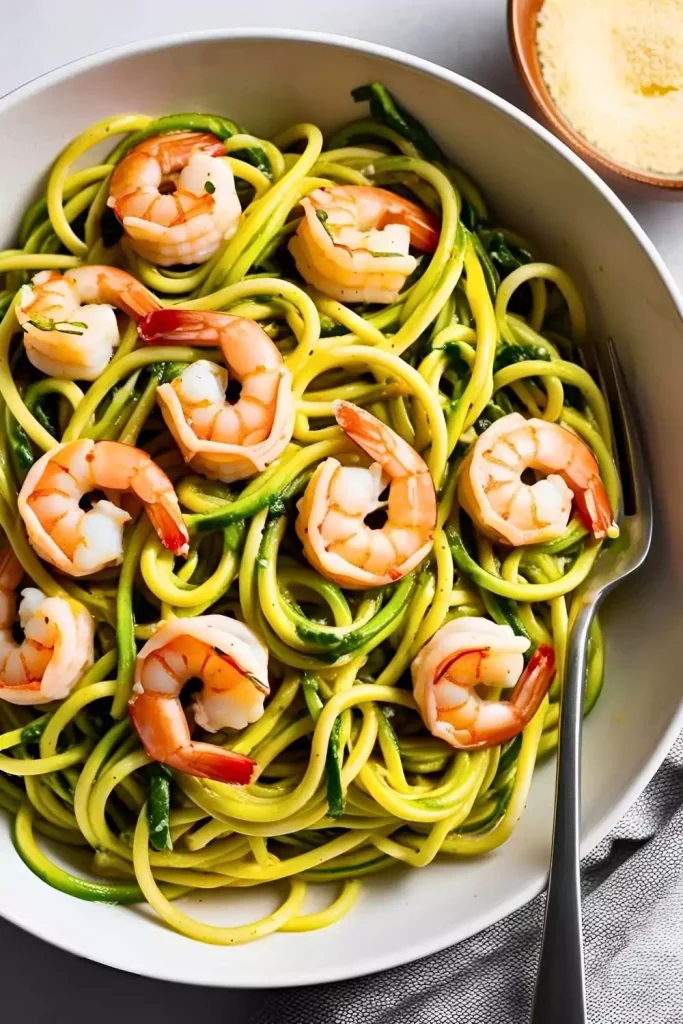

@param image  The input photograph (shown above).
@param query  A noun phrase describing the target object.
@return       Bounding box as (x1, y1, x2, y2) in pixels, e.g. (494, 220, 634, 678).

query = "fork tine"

(589, 339, 626, 518)
(599, 338, 652, 521)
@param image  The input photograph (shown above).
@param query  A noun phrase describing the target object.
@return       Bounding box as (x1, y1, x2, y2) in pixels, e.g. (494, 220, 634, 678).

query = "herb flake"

(315, 209, 334, 241)
(27, 315, 87, 336)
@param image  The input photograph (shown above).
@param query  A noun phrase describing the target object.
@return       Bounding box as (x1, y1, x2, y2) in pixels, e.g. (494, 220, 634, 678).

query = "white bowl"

(2, 29, 683, 990)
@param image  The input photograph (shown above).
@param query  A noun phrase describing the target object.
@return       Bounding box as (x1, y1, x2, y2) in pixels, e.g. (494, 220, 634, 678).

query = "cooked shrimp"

(108, 131, 241, 266)
(18, 440, 189, 577)
(296, 400, 437, 589)
(129, 615, 269, 783)
(0, 546, 94, 705)
(139, 309, 295, 483)
(289, 185, 440, 304)
(458, 412, 616, 546)
(15, 266, 160, 380)
(412, 617, 555, 750)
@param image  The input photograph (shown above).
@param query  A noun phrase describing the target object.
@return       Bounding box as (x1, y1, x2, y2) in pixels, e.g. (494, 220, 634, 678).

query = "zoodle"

(0, 82, 619, 945)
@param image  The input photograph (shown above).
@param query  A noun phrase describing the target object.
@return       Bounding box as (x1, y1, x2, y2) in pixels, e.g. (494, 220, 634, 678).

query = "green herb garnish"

(493, 342, 551, 373)
(315, 209, 334, 240)
(27, 315, 87, 336)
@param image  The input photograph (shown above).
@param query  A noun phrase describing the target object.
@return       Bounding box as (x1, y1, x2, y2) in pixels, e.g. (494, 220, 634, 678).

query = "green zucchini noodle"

(0, 84, 618, 945)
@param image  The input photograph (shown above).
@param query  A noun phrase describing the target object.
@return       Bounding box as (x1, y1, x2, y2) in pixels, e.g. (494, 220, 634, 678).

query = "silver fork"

(530, 337, 653, 1023)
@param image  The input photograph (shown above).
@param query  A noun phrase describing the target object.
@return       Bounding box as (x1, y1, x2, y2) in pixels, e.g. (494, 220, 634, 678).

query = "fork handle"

(530, 601, 596, 1024)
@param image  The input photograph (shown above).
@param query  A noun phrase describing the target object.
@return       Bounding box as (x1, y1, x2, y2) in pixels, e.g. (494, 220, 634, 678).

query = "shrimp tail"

(573, 476, 615, 540)
(385, 195, 440, 252)
(334, 399, 427, 479)
(138, 308, 225, 347)
(153, 132, 226, 171)
(508, 644, 556, 721)
(180, 742, 257, 784)
(146, 502, 190, 558)
(65, 266, 160, 322)
(333, 400, 387, 461)
(128, 695, 257, 784)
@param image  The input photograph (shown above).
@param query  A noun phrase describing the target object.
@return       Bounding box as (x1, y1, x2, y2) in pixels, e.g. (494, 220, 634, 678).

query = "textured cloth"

(253, 734, 683, 1024)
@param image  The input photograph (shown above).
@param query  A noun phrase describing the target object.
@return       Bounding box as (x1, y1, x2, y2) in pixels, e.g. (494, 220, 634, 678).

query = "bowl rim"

(1, 26, 683, 988)
(507, 0, 683, 191)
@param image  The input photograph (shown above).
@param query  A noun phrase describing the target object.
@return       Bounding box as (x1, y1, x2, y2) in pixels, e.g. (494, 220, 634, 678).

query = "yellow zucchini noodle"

(0, 84, 618, 944)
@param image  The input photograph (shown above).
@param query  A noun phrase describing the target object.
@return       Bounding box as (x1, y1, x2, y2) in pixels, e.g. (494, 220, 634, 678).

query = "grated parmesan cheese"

(536, 0, 683, 175)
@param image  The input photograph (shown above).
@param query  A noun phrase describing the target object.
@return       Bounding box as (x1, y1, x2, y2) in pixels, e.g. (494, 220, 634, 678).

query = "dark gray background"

(2, 1, 681, 1021)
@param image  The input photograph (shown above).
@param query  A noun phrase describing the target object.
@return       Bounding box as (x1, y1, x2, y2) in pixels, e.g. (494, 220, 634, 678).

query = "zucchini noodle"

(0, 83, 618, 946)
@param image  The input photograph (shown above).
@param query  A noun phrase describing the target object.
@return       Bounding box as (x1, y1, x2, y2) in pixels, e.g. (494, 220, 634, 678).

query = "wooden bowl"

(508, 0, 683, 196)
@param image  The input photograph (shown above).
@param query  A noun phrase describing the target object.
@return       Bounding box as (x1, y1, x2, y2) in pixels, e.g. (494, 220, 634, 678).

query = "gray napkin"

(253, 733, 683, 1024)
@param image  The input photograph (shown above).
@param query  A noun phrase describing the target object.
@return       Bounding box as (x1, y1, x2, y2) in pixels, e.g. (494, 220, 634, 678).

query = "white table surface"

(1, 2, 682, 1020)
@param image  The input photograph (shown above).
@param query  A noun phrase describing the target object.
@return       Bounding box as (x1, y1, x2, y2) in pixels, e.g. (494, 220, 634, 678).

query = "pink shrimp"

(296, 401, 437, 589)
(412, 617, 555, 750)
(138, 308, 295, 482)
(18, 440, 189, 577)
(129, 616, 269, 783)
(289, 185, 440, 303)
(15, 266, 160, 380)
(458, 413, 616, 546)
(0, 546, 94, 706)
(108, 131, 241, 266)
